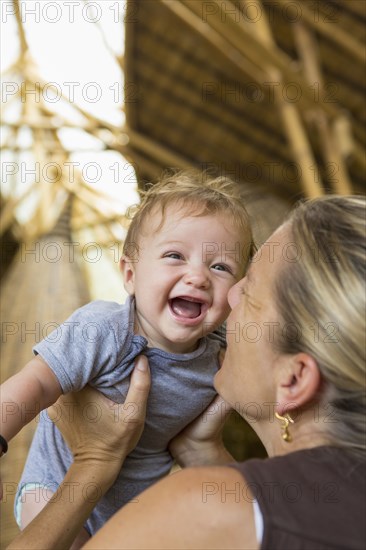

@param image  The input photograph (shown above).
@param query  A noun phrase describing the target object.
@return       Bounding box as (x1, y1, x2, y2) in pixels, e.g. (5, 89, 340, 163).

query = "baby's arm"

(169, 347, 232, 467)
(0, 356, 62, 447)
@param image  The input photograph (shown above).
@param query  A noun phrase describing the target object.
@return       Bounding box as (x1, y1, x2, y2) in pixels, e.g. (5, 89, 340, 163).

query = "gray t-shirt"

(17, 297, 223, 534)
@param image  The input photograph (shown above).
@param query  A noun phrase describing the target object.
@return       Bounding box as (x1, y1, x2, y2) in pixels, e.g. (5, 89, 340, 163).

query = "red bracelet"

(0, 435, 8, 456)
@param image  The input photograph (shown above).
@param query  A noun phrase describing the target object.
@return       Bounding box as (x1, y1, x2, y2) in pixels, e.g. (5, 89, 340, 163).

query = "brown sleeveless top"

(231, 446, 365, 549)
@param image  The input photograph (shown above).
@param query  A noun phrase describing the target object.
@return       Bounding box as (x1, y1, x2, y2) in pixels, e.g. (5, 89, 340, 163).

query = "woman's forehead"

(249, 224, 290, 281)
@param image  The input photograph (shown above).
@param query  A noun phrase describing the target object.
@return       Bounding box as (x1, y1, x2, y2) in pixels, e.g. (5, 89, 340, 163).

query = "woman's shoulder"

(90, 465, 259, 550)
(150, 466, 259, 549)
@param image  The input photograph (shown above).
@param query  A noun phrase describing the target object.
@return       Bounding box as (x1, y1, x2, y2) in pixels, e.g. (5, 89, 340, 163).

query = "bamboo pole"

(276, 0, 366, 65)
(239, 0, 274, 46)
(275, 81, 323, 198)
(239, 0, 323, 197)
(13, 0, 28, 56)
(0, 186, 34, 237)
(126, 127, 194, 170)
(3, 1, 135, 251)
(294, 21, 353, 194)
(132, 52, 290, 161)
(82, 0, 124, 73)
(122, 148, 167, 183)
(160, 0, 268, 84)
(180, 0, 339, 120)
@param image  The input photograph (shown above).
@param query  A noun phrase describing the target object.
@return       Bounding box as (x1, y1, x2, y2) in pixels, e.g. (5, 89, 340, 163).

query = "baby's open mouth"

(169, 297, 205, 319)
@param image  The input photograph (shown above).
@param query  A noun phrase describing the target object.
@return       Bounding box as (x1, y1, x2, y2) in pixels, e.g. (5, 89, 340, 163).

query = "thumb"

(205, 394, 232, 429)
(212, 395, 232, 420)
(121, 355, 151, 422)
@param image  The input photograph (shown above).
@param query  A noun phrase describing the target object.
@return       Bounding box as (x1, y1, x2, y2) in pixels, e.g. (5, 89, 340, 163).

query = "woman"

(9, 195, 365, 549)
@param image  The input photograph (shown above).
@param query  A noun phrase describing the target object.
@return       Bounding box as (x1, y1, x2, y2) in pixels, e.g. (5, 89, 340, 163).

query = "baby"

(0, 170, 253, 543)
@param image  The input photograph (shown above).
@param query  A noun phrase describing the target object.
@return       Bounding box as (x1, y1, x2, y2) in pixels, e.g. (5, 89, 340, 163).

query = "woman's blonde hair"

(123, 169, 255, 270)
(275, 195, 366, 457)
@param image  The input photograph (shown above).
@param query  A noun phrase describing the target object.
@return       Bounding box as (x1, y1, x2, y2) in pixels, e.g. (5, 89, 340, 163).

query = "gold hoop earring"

(275, 412, 294, 442)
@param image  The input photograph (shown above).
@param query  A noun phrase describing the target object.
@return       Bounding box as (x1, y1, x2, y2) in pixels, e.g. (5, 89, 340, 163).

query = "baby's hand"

(169, 394, 232, 468)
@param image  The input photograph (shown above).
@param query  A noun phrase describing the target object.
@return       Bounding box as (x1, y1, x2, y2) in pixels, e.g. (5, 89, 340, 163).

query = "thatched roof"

(123, 0, 365, 199)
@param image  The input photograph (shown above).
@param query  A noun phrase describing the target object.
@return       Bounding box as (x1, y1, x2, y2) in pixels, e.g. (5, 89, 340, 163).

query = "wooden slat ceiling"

(123, 0, 365, 201)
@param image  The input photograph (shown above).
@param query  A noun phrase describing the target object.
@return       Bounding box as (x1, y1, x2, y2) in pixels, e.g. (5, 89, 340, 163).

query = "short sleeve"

(33, 301, 129, 393)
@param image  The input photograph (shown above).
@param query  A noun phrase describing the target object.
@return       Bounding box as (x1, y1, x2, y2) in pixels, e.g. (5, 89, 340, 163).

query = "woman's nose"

(228, 280, 244, 309)
(183, 267, 210, 289)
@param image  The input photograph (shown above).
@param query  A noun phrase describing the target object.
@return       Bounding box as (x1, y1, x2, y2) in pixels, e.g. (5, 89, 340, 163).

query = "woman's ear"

(276, 353, 321, 414)
(120, 256, 135, 295)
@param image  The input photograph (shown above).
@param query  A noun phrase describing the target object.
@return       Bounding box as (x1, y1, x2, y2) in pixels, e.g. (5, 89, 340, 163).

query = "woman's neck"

(249, 408, 333, 458)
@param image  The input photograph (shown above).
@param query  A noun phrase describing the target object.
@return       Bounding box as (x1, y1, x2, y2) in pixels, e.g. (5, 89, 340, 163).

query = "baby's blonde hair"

(123, 170, 255, 270)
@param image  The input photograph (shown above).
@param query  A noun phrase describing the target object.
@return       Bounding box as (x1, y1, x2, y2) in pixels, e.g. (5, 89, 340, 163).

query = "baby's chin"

(162, 336, 200, 355)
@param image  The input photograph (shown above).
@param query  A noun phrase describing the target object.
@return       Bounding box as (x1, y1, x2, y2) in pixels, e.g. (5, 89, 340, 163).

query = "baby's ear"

(120, 256, 135, 295)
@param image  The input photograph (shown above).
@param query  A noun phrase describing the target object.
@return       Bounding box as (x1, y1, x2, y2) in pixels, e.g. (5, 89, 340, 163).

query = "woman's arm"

(83, 466, 259, 550)
(7, 460, 114, 550)
(8, 356, 151, 550)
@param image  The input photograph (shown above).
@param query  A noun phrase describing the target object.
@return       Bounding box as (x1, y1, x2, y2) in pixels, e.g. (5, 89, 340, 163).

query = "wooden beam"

(0, 187, 34, 236)
(122, 148, 165, 184)
(294, 21, 353, 195)
(160, 0, 268, 84)
(276, 0, 366, 65)
(275, 78, 323, 198)
(13, 0, 28, 56)
(126, 127, 194, 170)
(239, 0, 274, 46)
(180, 0, 344, 121)
(239, 0, 323, 197)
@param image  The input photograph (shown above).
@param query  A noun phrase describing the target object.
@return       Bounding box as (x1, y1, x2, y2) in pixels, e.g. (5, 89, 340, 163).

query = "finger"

(47, 393, 74, 423)
(47, 397, 66, 423)
(205, 395, 232, 426)
(213, 395, 232, 419)
(122, 356, 151, 421)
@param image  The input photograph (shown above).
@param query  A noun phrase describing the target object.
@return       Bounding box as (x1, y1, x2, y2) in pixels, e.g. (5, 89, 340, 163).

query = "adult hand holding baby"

(7, 356, 151, 550)
(47, 355, 151, 478)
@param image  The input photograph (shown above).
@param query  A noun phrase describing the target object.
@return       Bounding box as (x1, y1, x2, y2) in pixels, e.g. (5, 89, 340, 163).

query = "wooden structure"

(0, 205, 90, 546)
(1, 0, 365, 547)
(122, 0, 365, 198)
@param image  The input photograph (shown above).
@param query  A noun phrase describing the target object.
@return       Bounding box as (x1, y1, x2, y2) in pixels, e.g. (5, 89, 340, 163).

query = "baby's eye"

(164, 252, 183, 260)
(212, 263, 232, 274)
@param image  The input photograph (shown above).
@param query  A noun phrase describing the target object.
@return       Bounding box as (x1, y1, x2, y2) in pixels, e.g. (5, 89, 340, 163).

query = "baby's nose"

(183, 267, 210, 289)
